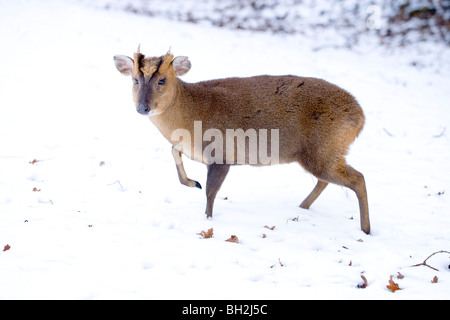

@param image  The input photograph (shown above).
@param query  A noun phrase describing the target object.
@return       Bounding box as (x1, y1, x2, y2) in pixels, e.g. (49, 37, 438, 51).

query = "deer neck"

(149, 79, 197, 145)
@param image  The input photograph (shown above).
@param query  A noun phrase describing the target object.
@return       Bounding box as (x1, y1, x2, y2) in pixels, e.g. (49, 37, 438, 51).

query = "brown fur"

(114, 51, 370, 234)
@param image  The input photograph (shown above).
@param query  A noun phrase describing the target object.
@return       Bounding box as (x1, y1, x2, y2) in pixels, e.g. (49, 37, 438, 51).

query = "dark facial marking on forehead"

(138, 56, 163, 76)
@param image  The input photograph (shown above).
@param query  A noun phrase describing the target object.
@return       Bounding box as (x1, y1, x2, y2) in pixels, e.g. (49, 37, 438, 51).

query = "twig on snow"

(408, 250, 450, 272)
(432, 127, 446, 138)
(383, 128, 394, 137)
(108, 180, 125, 191)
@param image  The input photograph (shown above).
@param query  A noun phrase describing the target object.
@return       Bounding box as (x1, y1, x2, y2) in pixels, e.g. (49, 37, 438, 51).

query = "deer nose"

(137, 103, 150, 115)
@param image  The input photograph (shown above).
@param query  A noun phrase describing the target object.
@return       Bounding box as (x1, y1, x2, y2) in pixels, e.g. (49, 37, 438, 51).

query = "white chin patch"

(147, 110, 158, 117)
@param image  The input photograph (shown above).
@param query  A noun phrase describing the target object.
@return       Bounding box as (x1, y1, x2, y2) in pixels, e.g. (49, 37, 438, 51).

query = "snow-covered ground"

(0, 0, 449, 299)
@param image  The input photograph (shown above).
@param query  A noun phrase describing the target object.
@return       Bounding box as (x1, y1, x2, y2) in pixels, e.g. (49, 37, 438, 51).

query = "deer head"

(114, 47, 191, 116)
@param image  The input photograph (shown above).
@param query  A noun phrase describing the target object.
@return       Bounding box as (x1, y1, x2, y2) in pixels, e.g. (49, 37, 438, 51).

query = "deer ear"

(114, 55, 134, 76)
(172, 56, 191, 76)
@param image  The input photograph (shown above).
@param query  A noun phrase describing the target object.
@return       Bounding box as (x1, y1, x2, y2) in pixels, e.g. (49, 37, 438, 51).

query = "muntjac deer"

(114, 48, 370, 234)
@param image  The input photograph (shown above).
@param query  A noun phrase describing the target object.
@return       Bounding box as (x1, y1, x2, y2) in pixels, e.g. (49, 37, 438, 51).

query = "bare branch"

(408, 250, 450, 272)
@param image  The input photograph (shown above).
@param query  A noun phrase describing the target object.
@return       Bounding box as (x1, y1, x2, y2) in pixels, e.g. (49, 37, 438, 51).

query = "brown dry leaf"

(397, 272, 405, 279)
(431, 276, 438, 283)
(264, 225, 275, 231)
(32, 187, 41, 192)
(386, 275, 402, 292)
(29, 159, 40, 164)
(99, 161, 106, 166)
(262, 233, 267, 238)
(197, 228, 214, 239)
(357, 239, 363, 242)
(225, 235, 239, 243)
(358, 275, 368, 289)
(278, 258, 284, 267)
(3, 244, 11, 252)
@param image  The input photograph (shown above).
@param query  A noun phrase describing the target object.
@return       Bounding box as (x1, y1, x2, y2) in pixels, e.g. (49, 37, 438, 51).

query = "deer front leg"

(205, 163, 230, 218)
(171, 146, 202, 189)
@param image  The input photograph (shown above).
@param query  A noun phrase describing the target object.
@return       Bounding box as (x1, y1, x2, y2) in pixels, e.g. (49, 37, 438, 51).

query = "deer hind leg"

(323, 159, 370, 234)
(205, 163, 230, 218)
(302, 156, 370, 235)
(171, 146, 202, 189)
(300, 179, 329, 209)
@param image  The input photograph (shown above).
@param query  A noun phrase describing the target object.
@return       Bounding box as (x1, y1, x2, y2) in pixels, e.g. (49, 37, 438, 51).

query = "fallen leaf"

(3, 244, 11, 252)
(262, 233, 266, 238)
(197, 228, 214, 239)
(225, 235, 239, 243)
(99, 161, 106, 166)
(348, 260, 352, 266)
(269, 260, 283, 269)
(357, 275, 368, 288)
(357, 239, 363, 242)
(32, 187, 41, 192)
(264, 225, 275, 230)
(29, 159, 40, 164)
(431, 276, 438, 283)
(397, 272, 404, 279)
(386, 275, 402, 292)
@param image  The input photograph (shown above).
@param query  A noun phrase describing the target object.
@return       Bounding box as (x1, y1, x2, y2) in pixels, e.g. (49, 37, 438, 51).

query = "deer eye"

(134, 78, 139, 85)
(158, 78, 166, 85)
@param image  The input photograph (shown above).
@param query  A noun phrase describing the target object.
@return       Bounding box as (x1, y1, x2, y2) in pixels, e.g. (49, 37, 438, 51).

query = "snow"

(0, 0, 449, 300)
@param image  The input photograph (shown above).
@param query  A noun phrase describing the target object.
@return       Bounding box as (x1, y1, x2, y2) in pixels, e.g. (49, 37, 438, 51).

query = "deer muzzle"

(137, 103, 150, 115)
